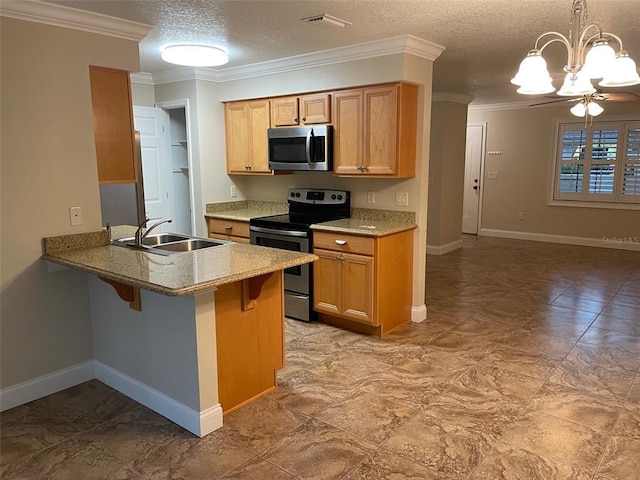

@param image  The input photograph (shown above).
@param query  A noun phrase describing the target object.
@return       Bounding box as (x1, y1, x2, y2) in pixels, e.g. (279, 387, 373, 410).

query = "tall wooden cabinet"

(225, 99, 271, 173)
(89, 66, 137, 184)
(332, 82, 418, 177)
(313, 228, 414, 337)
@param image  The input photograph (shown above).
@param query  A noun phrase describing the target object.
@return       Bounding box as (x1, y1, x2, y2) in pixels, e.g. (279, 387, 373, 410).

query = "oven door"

(249, 226, 310, 295)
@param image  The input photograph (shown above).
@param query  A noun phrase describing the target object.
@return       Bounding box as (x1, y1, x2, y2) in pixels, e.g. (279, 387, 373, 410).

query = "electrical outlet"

(518, 211, 525, 220)
(367, 191, 375, 204)
(69, 206, 83, 226)
(230, 185, 237, 198)
(395, 192, 409, 206)
(488, 172, 499, 180)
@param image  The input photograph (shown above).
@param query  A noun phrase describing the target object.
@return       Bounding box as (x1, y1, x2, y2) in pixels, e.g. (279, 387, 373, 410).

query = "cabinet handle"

(301, 116, 306, 122)
(336, 254, 344, 261)
(224, 226, 233, 231)
(293, 117, 298, 122)
(335, 240, 347, 245)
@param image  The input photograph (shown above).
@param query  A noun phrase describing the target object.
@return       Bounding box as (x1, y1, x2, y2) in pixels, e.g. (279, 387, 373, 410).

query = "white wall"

(0, 17, 140, 390)
(468, 102, 640, 243)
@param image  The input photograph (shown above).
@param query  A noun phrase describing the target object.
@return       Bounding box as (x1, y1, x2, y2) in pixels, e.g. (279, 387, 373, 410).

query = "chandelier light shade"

(161, 44, 229, 67)
(511, 0, 640, 116)
(569, 97, 604, 117)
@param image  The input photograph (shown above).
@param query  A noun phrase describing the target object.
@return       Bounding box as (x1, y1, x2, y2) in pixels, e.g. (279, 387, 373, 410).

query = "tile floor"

(2, 236, 640, 479)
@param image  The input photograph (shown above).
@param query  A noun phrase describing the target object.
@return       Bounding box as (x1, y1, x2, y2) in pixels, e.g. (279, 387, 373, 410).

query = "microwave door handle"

(305, 128, 315, 166)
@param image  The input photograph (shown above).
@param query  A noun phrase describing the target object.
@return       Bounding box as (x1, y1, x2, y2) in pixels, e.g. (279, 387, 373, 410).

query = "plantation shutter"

(621, 123, 640, 202)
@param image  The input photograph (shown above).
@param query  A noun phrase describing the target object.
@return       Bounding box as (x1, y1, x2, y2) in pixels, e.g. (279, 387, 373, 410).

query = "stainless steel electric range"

(249, 188, 350, 322)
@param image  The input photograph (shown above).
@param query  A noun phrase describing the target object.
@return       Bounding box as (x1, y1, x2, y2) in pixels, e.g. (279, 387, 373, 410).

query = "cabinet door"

(300, 94, 330, 124)
(225, 102, 251, 172)
(271, 97, 299, 127)
(247, 100, 271, 172)
(89, 66, 137, 184)
(313, 249, 342, 315)
(364, 85, 397, 175)
(342, 252, 375, 325)
(332, 90, 363, 175)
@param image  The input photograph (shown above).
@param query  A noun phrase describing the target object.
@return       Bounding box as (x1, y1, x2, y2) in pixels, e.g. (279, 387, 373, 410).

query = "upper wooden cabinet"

(271, 93, 331, 127)
(225, 99, 272, 174)
(332, 82, 418, 178)
(89, 66, 137, 184)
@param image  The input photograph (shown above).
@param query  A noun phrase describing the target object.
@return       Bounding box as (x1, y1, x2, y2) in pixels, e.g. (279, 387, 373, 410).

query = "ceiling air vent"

(302, 14, 352, 28)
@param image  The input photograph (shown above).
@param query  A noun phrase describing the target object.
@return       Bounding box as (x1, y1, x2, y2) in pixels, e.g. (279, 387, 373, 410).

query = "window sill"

(548, 199, 640, 211)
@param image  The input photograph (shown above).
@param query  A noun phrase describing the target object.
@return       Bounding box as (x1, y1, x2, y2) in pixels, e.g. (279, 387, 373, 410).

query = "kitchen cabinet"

(271, 93, 331, 127)
(89, 66, 137, 184)
(313, 228, 414, 336)
(225, 99, 271, 174)
(207, 218, 250, 244)
(332, 82, 418, 177)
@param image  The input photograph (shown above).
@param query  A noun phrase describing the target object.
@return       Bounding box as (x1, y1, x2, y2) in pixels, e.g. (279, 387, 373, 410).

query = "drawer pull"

(224, 225, 233, 231)
(335, 240, 347, 245)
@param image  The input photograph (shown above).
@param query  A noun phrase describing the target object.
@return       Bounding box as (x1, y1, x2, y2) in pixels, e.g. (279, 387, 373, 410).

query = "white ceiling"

(46, 0, 640, 105)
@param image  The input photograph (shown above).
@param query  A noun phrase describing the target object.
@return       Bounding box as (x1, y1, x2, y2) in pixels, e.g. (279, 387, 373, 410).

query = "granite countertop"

(311, 218, 417, 237)
(43, 231, 316, 296)
(204, 200, 288, 222)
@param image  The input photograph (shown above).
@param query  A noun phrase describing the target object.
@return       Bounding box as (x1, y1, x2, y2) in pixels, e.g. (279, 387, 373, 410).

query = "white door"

(133, 106, 171, 231)
(462, 123, 485, 234)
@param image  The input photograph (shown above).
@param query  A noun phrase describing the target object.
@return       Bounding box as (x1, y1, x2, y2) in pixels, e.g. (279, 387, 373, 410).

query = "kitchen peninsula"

(42, 229, 316, 437)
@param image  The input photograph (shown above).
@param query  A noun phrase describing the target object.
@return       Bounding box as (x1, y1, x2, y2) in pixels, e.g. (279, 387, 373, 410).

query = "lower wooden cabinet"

(207, 218, 250, 244)
(313, 228, 414, 336)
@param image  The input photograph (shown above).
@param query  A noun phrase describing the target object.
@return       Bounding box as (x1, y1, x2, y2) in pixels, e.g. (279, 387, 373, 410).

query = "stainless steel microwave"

(268, 125, 332, 171)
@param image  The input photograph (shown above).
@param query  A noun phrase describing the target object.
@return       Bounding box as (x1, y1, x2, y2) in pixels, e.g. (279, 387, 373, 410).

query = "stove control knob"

(290, 192, 295, 197)
(331, 194, 336, 200)
(295, 192, 301, 197)
(337, 195, 343, 200)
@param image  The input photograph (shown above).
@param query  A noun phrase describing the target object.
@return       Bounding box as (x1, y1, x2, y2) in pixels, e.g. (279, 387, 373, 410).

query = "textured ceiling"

(46, 0, 640, 104)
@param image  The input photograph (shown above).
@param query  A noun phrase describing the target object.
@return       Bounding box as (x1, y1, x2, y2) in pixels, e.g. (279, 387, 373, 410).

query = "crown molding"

(0, 0, 152, 41)
(130, 72, 154, 85)
(432, 92, 474, 104)
(145, 34, 445, 85)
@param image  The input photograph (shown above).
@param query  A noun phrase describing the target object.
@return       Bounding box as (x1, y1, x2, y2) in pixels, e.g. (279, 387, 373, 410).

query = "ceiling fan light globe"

(557, 71, 596, 96)
(570, 102, 587, 117)
(587, 101, 604, 116)
(583, 40, 616, 79)
(599, 53, 640, 87)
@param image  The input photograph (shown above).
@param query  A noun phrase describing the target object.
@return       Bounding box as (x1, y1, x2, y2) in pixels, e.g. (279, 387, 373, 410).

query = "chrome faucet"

(134, 218, 172, 248)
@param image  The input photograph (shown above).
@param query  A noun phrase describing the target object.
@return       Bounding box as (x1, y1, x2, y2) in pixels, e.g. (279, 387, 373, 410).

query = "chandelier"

(511, 0, 640, 102)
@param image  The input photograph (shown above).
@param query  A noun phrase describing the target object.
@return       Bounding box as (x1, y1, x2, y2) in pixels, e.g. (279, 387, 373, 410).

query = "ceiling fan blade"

(601, 92, 640, 102)
(528, 98, 576, 107)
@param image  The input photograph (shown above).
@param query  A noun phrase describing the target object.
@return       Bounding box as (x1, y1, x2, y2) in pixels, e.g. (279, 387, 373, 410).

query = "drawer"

(209, 233, 250, 244)
(208, 218, 250, 238)
(313, 231, 374, 255)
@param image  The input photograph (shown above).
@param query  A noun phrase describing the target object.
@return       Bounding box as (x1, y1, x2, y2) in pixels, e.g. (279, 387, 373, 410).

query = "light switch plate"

(395, 192, 409, 206)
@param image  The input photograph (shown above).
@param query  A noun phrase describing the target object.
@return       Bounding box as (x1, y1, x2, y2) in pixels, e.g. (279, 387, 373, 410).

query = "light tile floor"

(2, 236, 639, 479)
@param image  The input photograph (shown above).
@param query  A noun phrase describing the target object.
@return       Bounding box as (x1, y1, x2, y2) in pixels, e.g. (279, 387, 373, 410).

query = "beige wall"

(131, 82, 156, 107)
(468, 102, 640, 242)
(427, 100, 469, 248)
(0, 18, 140, 389)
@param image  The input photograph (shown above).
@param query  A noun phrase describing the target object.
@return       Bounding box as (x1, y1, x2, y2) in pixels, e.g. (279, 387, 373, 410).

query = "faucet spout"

(134, 218, 172, 247)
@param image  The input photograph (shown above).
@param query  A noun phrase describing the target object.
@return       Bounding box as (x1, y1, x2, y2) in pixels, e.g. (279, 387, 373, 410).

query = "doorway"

(462, 123, 486, 234)
(133, 102, 194, 235)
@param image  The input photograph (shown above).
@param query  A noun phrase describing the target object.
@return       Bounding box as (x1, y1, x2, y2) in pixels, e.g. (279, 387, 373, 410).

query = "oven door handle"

(250, 225, 309, 238)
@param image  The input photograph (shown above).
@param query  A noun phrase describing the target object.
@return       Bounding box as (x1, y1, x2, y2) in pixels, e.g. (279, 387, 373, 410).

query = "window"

(554, 120, 640, 205)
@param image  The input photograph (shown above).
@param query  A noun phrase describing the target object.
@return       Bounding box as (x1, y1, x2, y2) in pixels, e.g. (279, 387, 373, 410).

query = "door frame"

(464, 122, 487, 234)
(155, 99, 196, 235)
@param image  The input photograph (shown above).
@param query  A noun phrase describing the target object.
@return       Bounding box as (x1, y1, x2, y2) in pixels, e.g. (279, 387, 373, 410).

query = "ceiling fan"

(529, 91, 640, 117)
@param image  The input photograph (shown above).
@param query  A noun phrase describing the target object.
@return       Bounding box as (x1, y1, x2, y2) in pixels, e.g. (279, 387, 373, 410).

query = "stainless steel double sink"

(113, 233, 232, 256)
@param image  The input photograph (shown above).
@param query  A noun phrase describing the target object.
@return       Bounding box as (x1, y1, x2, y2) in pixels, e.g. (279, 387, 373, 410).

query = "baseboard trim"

(411, 304, 427, 323)
(479, 228, 640, 252)
(94, 362, 223, 437)
(426, 239, 463, 255)
(0, 360, 95, 412)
